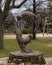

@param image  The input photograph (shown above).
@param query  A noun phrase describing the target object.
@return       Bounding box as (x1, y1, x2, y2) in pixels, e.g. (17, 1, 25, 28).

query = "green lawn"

(0, 38, 52, 58)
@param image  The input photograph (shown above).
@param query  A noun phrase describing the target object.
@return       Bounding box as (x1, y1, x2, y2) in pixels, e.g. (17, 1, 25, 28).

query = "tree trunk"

(0, 29, 4, 49)
(33, 0, 36, 39)
(0, 0, 12, 49)
(0, 9, 4, 49)
(32, 22, 36, 39)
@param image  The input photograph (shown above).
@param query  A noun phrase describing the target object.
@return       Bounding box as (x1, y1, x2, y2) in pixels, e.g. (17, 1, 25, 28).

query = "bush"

(22, 29, 32, 34)
(36, 29, 41, 33)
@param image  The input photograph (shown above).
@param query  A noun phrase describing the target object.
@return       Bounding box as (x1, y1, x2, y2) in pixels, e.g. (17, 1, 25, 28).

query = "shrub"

(22, 29, 32, 34)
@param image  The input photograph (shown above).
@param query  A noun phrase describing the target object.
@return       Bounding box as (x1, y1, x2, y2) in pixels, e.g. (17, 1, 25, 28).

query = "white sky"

(1, 0, 48, 15)
(12, 0, 47, 15)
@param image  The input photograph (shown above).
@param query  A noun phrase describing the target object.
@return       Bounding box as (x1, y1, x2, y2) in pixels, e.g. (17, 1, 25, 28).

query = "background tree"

(32, 0, 36, 39)
(17, 0, 47, 39)
(47, 0, 52, 23)
(0, 0, 27, 49)
(0, 0, 4, 49)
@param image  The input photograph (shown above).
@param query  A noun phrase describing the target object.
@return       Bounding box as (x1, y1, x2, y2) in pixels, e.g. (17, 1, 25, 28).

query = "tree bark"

(33, 0, 36, 39)
(0, 9, 4, 49)
(0, 29, 4, 49)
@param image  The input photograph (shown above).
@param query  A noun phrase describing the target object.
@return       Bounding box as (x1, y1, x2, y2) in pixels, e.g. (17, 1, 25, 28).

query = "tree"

(0, 1, 4, 49)
(32, 0, 36, 39)
(47, 0, 52, 23)
(0, 0, 27, 49)
(23, 0, 47, 39)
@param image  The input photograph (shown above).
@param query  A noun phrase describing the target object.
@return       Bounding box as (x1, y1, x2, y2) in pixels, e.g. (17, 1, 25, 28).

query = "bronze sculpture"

(15, 11, 36, 53)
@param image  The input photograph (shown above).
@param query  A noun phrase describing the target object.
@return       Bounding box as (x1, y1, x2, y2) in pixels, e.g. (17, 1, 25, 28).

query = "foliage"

(22, 28, 32, 34)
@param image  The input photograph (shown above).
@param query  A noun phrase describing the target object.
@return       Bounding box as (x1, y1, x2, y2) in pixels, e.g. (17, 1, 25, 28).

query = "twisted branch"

(11, 0, 27, 9)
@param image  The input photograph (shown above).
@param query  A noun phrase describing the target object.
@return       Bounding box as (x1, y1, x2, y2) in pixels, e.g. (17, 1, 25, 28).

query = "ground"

(0, 33, 52, 65)
(0, 57, 52, 65)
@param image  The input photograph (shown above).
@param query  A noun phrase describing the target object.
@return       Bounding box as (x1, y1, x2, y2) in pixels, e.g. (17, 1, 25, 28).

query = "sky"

(1, 0, 48, 15)
(11, 0, 47, 15)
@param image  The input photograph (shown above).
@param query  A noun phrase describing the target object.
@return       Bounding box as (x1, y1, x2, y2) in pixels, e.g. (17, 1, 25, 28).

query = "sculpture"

(7, 11, 46, 65)
(15, 11, 36, 53)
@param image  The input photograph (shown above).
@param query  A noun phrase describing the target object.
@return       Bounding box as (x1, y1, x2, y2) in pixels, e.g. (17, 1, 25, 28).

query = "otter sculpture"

(15, 11, 36, 53)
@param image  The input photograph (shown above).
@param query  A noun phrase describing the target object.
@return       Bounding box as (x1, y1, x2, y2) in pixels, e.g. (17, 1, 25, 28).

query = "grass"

(0, 38, 52, 58)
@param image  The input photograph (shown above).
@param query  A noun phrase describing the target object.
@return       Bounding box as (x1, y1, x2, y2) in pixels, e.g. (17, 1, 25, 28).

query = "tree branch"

(36, 1, 47, 7)
(12, 0, 16, 6)
(3, 0, 12, 19)
(10, 0, 27, 9)
(0, 0, 2, 3)
(0, 0, 2, 8)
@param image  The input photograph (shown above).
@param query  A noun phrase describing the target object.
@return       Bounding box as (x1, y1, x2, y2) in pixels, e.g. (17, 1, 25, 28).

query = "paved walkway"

(4, 33, 52, 39)
(0, 57, 52, 65)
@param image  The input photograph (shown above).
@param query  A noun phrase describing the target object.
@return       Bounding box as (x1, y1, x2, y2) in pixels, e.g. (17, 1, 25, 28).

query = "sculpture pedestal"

(8, 51, 46, 65)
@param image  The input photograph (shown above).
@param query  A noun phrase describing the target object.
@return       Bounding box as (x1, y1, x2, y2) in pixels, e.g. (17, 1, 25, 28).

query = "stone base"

(8, 51, 46, 65)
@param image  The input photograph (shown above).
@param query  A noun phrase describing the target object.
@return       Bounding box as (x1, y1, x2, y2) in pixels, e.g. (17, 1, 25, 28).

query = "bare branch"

(0, 0, 2, 8)
(12, 0, 16, 6)
(10, 0, 27, 9)
(36, 1, 47, 7)
(0, 0, 2, 3)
